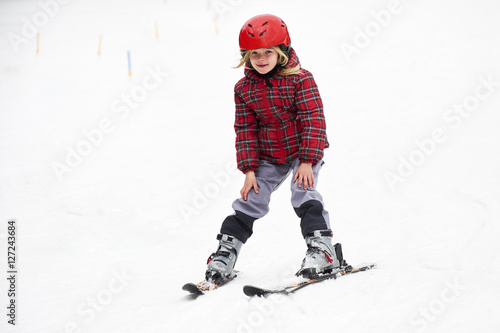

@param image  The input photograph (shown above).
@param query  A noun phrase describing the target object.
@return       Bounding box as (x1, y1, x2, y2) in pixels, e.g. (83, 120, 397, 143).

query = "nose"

(257, 53, 267, 62)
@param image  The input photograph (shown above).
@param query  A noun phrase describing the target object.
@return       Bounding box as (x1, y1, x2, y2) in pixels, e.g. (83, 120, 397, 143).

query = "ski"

(243, 264, 376, 297)
(182, 271, 239, 298)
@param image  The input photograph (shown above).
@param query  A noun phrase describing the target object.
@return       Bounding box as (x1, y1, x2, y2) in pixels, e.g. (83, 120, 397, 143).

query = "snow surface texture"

(1, 0, 500, 332)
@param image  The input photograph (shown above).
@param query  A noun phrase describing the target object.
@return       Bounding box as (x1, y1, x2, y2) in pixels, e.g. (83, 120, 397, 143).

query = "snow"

(1, 0, 500, 332)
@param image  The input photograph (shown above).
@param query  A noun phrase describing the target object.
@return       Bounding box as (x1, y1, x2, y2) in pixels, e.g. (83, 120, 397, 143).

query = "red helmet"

(239, 14, 291, 51)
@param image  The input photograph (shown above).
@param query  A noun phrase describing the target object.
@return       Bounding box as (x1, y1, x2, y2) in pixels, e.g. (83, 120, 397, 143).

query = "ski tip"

(243, 285, 267, 297)
(182, 283, 204, 296)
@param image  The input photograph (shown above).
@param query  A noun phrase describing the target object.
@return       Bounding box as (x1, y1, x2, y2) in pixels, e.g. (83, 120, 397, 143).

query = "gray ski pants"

(220, 158, 331, 243)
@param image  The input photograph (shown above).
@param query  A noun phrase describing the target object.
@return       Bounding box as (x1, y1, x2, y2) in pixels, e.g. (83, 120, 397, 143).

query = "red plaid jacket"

(234, 48, 329, 173)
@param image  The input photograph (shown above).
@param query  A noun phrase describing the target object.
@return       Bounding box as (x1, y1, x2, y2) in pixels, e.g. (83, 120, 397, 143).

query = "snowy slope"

(1, 0, 500, 332)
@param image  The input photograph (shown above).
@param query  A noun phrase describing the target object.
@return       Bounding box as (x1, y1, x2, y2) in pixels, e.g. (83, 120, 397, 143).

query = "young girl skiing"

(205, 14, 345, 284)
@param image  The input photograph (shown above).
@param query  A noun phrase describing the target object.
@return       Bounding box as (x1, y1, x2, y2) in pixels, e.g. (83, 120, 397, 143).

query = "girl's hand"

(241, 171, 259, 201)
(293, 163, 314, 190)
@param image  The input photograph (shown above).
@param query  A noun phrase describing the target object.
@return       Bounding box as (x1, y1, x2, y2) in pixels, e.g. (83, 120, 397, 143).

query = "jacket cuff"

(239, 165, 258, 174)
(299, 158, 317, 165)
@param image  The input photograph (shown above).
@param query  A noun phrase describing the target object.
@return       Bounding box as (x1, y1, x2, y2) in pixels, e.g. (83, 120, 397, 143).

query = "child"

(205, 14, 345, 284)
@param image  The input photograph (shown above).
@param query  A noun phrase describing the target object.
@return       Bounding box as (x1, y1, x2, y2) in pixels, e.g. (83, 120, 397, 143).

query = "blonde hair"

(235, 46, 300, 76)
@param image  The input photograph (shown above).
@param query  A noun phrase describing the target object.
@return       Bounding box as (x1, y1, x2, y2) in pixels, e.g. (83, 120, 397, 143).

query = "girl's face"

(249, 48, 278, 75)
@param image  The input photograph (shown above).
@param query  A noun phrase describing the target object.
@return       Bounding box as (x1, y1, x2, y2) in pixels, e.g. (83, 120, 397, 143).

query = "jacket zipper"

(260, 81, 286, 163)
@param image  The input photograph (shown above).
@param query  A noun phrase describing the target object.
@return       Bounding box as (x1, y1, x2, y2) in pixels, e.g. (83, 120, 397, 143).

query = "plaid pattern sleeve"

(295, 70, 329, 164)
(234, 90, 260, 173)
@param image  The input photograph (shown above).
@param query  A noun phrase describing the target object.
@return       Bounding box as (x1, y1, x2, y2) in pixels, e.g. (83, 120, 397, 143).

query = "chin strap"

(259, 64, 280, 88)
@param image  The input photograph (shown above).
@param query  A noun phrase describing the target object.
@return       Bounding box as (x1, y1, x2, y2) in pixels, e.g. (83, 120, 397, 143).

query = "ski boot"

(205, 234, 243, 285)
(296, 230, 347, 279)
